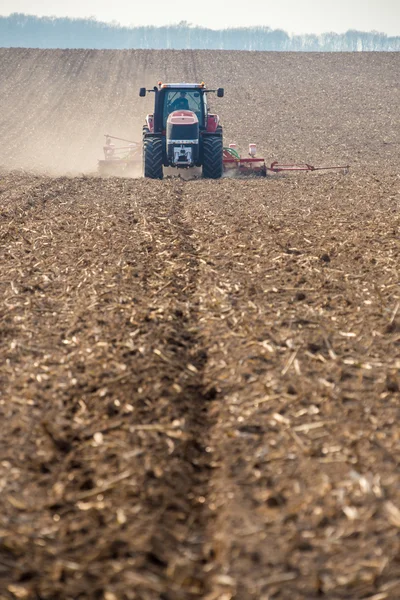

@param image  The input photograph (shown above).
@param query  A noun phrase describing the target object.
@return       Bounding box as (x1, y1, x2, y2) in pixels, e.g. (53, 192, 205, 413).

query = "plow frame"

(222, 146, 349, 177)
(267, 161, 350, 174)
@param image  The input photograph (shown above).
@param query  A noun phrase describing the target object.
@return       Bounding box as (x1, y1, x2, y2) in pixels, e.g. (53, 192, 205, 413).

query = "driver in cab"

(170, 91, 190, 112)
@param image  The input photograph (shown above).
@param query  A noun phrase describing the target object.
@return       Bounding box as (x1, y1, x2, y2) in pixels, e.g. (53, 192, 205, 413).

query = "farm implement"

(98, 135, 141, 176)
(223, 144, 349, 177)
(98, 81, 349, 179)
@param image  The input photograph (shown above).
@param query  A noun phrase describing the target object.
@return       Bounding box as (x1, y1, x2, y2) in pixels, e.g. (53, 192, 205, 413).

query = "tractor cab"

(139, 82, 225, 179)
(158, 84, 207, 132)
(163, 88, 206, 127)
(140, 82, 224, 133)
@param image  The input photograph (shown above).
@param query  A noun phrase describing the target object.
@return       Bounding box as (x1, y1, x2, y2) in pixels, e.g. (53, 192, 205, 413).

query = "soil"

(0, 49, 399, 600)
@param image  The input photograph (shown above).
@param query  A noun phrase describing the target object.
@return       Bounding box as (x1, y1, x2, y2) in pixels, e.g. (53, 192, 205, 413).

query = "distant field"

(0, 48, 398, 174)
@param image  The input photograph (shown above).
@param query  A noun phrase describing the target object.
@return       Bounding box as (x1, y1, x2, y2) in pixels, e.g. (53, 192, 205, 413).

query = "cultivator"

(223, 144, 267, 176)
(223, 143, 349, 177)
(98, 135, 141, 176)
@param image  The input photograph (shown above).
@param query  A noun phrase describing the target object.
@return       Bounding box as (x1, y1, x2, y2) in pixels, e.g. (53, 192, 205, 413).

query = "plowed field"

(0, 49, 399, 600)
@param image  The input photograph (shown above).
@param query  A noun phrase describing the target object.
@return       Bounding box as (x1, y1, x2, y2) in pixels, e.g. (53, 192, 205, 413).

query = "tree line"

(1, 13, 399, 51)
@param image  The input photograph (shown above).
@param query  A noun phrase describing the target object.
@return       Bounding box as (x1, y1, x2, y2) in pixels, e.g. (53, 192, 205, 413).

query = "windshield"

(163, 89, 204, 127)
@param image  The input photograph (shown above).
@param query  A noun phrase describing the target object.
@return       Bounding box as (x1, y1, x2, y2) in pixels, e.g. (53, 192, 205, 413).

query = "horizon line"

(1, 12, 399, 38)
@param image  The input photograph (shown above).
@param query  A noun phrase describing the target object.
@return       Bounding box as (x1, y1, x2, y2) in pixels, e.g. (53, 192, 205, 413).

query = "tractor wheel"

(143, 137, 163, 179)
(202, 135, 223, 179)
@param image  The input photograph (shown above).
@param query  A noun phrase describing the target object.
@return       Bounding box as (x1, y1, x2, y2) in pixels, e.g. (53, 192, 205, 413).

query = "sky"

(1, 0, 399, 35)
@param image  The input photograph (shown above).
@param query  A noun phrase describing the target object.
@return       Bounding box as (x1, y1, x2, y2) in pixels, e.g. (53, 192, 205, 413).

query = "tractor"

(139, 82, 224, 179)
(98, 82, 349, 178)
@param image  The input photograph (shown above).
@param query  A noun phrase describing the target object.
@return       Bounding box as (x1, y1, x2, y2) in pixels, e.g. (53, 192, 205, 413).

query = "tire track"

(133, 180, 218, 599)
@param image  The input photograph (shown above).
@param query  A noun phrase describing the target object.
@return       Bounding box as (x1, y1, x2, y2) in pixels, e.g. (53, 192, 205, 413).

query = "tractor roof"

(159, 82, 206, 89)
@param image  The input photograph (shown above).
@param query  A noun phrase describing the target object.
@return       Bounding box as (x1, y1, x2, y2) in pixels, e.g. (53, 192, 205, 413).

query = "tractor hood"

(166, 111, 199, 143)
(167, 110, 198, 127)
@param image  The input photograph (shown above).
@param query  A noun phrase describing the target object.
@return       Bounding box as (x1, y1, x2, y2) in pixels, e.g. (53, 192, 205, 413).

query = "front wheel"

(143, 137, 163, 179)
(202, 135, 223, 179)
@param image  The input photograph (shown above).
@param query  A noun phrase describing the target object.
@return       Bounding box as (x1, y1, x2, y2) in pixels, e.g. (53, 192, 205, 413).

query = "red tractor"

(99, 82, 349, 178)
(139, 82, 224, 179)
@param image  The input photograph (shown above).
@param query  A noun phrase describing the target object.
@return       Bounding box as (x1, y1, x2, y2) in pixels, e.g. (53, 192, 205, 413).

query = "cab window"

(163, 90, 204, 127)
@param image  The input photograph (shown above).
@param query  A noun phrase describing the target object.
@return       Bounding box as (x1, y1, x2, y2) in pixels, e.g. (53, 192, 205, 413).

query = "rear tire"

(202, 135, 223, 179)
(143, 137, 163, 179)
